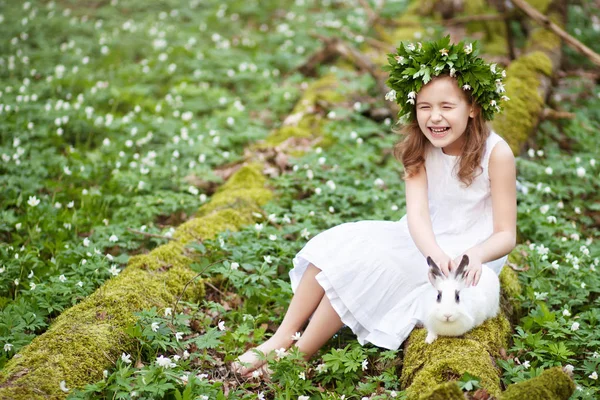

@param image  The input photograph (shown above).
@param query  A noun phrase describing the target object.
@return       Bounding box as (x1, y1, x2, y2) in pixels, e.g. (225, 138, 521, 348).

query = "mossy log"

(415, 366, 575, 400)
(0, 164, 272, 400)
(492, 0, 565, 153)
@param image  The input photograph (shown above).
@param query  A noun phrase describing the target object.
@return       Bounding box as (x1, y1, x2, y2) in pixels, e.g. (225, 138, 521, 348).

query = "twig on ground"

(171, 258, 227, 325)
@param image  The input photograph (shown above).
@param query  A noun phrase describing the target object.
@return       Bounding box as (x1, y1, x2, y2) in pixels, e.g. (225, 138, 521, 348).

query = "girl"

(232, 37, 517, 377)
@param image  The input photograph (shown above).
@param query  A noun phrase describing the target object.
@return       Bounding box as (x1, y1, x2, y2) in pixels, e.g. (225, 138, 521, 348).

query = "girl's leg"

(294, 292, 344, 359)
(232, 263, 326, 375)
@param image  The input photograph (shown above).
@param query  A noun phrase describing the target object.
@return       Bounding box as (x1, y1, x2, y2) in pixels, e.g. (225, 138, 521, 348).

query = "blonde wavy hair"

(393, 85, 490, 187)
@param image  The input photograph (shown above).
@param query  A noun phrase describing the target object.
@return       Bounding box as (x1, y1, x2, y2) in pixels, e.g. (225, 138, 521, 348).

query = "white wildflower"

(291, 332, 301, 341)
(164, 307, 172, 316)
(385, 90, 396, 101)
(175, 332, 183, 341)
(576, 167, 586, 177)
(571, 322, 580, 331)
(464, 43, 473, 54)
(564, 364, 574, 374)
(218, 320, 226, 331)
(121, 353, 132, 364)
(156, 355, 176, 368)
(462, 84, 471, 91)
(563, 309, 571, 317)
(108, 265, 120, 276)
(27, 195, 40, 207)
(109, 234, 118, 242)
(4, 343, 13, 352)
(59, 381, 69, 393)
(275, 348, 287, 359)
(231, 262, 240, 270)
(59, 274, 67, 283)
(151, 322, 160, 332)
(589, 371, 598, 380)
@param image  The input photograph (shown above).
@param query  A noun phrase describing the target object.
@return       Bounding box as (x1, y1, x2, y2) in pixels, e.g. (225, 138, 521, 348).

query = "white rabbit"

(423, 255, 500, 344)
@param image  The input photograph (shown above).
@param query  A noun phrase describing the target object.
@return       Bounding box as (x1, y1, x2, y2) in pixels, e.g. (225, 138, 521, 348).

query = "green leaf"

(457, 372, 481, 391)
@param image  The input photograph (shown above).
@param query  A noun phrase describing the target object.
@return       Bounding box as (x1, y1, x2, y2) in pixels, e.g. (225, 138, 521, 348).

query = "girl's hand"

(429, 251, 455, 277)
(454, 249, 483, 286)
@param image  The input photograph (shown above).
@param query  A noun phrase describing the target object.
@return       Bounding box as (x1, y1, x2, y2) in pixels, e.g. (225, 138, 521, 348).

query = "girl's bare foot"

(230, 334, 294, 377)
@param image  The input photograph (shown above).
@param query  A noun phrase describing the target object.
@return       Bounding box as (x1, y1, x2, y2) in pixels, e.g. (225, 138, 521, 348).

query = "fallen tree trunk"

(0, 164, 272, 399)
(0, 72, 349, 399)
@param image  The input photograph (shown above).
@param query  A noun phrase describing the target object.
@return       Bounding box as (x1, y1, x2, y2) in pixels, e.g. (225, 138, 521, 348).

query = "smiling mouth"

(429, 127, 450, 137)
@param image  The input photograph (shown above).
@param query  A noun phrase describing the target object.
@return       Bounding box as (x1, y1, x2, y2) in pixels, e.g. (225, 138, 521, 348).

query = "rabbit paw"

(425, 332, 438, 344)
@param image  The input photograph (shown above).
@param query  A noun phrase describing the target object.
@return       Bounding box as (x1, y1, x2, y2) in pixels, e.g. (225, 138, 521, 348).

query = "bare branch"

(511, 0, 600, 67)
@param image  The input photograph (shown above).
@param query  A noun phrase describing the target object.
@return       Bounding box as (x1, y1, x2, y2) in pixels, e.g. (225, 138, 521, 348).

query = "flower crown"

(383, 35, 509, 123)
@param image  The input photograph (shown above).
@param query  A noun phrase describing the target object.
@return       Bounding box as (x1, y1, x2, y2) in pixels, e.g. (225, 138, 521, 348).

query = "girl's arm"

(461, 141, 517, 285)
(405, 163, 453, 276)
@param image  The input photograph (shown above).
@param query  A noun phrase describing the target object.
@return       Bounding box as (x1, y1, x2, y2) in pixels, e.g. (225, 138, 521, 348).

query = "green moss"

(0, 263, 202, 399)
(401, 313, 510, 400)
(402, 328, 503, 399)
(524, 0, 552, 13)
(499, 265, 522, 323)
(462, 0, 507, 56)
(217, 163, 268, 193)
(501, 367, 575, 399)
(420, 381, 465, 400)
(526, 29, 561, 53)
(254, 75, 344, 154)
(261, 125, 313, 147)
(492, 51, 553, 152)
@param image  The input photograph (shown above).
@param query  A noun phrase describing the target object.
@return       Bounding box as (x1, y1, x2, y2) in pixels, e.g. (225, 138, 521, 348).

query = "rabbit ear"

(427, 256, 444, 288)
(453, 255, 470, 281)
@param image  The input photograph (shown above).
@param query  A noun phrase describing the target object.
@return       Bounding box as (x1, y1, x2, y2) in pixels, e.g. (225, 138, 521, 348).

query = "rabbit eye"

(455, 290, 460, 303)
(436, 291, 442, 303)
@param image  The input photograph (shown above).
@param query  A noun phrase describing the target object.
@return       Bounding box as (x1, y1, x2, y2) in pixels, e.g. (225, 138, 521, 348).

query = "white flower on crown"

(450, 68, 456, 77)
(490, 100, 497, 106)
(395, 55, 405, 64)
(464, 43, 473, 54)
(408, 91, 416, 99)
(496, 82, 506, 93)
(462, 84, 471, 90)
(407, 43, 416, 51)
(417, 42, 423, 50)
(502, 70, 506, 78)
(406, 98, 415, 105)
(501, 95, 510, 101)
(385, 90, 397, 101)
(490, 63, 497, 73)
(439, 48, 449, 57)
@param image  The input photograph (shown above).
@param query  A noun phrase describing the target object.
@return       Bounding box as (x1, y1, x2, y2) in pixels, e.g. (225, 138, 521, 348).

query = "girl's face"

(415, 76, 475, 156)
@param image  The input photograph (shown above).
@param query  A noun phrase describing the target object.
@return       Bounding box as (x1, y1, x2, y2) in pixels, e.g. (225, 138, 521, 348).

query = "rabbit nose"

(444, 314, 452, 321)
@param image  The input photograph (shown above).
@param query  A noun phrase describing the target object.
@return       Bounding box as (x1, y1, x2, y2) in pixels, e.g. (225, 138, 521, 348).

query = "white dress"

(289, 132, 508, 350)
